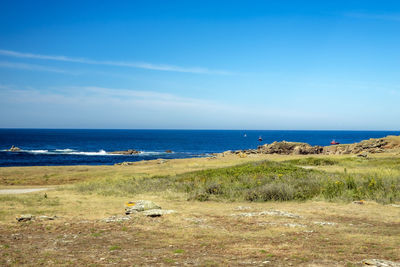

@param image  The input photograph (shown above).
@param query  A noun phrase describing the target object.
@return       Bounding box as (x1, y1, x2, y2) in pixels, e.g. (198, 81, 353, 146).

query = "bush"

(72, 159, 400, 204)
(246, 183, 295, 201)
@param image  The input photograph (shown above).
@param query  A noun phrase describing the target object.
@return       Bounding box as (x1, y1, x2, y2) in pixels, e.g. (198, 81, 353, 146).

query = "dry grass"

(0, 154, 273, 186)
(1, 152, 400, 266)
(0, 191, 399, 266)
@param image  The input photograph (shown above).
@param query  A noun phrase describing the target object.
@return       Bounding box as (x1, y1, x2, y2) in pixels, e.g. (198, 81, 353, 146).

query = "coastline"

(1, 137, 399, 265)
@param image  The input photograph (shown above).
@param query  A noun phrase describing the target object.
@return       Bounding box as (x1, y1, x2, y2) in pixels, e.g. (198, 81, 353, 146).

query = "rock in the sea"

(16, 214, 34, 222)
(109, 149, 140, 155)
(165, 150, 173, 153)
(125, 200, 161, 214)
(362, 259, 400, 267)
(143, 209, 175, 217)
(8, 145, 21, 152)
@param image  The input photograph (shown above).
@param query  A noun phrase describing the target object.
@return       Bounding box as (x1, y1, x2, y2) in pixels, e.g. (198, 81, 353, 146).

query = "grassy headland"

(0, 137, 400, 266)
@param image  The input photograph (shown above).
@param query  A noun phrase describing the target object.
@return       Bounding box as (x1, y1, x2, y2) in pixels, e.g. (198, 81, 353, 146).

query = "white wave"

(24, 149, 50, 154)
(68, 149, 109, 156)
(2, 148, 181, 157)
(54, 148, 76, 152)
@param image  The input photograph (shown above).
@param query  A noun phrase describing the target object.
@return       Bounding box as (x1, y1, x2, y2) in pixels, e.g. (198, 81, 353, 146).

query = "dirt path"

(0, 188, 52, 194)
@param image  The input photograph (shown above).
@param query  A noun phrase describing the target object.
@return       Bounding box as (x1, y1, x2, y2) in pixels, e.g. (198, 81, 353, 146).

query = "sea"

(0, 129, 399, 167)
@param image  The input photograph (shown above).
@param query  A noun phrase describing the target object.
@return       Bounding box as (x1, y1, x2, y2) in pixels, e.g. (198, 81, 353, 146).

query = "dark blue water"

(0, 129, 399, 167)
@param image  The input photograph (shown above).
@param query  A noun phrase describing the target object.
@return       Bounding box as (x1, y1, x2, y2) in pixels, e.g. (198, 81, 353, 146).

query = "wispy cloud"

(344, 12, 400, 22)
(0, 85, 327, 120)
(0, 49, 232, 75)
(0, 61, 76, 74)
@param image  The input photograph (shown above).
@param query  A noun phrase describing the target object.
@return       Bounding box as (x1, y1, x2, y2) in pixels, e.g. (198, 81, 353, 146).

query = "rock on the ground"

(125, 200, 161, 214)
(232, 210, 302, 218)
(257, 141, 323, 155)
(313, 221, 337, 226)
(143, 209, 175, 217)
(16, 214, 35, 222)
(230, 135, 400, 156)
(362, 259, 400, 267)
(38, 215, 57, 220)
(102, 215, 131, 223)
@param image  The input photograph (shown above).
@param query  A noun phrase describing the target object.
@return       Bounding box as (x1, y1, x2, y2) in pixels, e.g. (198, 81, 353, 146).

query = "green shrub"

(72, 159, 400, 204)
(246, 183, 295, 201)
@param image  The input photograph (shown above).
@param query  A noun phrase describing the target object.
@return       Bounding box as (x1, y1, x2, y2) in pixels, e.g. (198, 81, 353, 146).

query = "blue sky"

(0, 0, 399, 129)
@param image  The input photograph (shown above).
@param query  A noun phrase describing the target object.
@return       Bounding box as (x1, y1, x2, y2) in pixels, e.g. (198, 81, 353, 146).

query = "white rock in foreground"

(362, 259, 400, 267)
(143, 209, 175, 217)
(125, 200, 161, 214)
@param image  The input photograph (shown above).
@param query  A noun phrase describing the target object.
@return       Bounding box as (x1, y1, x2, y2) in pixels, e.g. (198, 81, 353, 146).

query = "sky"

(0, 0, 399, 130)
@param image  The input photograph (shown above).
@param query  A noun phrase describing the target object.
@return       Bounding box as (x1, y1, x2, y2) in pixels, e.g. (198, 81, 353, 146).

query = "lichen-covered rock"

(16, 214, 34, 222)
(229, 135, 400, 156)
(257, 141, 323, 155)
(102, 215, 131, 222)
(362, 259, 400, 267)
(38, 215, 57, 220)
(125, 200, 161, 214)
(143, 209, 175, 217)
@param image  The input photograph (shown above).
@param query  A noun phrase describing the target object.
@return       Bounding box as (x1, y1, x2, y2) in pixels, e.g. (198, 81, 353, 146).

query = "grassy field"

(0, 153, 399, 266)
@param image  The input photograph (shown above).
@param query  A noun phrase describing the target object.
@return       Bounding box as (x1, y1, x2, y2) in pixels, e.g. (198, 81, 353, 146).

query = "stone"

(109, 149, 140, 155)
(143, 209, 175, 217)
(38, 215, 57, 220)
(16, 214, 34, 222)
(232, 210, 302, 218)
(362, 259, 400, 267)
(9, 145, 21, 152)
(115, 162, 135, 166)
(313, 221, 337, 226)
(165, 150, 173, 153)
(125, 200, 161, 214)
(102, 215, 131, 223)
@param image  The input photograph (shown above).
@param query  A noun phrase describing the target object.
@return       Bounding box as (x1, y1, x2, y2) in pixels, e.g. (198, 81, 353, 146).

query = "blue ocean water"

(0, 129, 399, 167)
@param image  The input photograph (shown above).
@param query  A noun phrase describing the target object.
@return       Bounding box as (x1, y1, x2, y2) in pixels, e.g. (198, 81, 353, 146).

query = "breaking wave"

(1, 148, 172, 156)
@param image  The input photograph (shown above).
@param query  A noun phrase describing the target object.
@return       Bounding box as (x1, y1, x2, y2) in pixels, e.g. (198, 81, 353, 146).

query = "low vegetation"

(73, 157, 400, 204)
(1, 153, 399, 266)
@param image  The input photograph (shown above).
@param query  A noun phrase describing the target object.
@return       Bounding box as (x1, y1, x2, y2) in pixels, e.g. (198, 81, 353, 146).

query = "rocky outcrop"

(224, 135, 400, 156)
(8, 145, 21, 152)
(108, 149, 140, 155)
(257, 141, 323, 155)
(323, 137, 397, 155)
